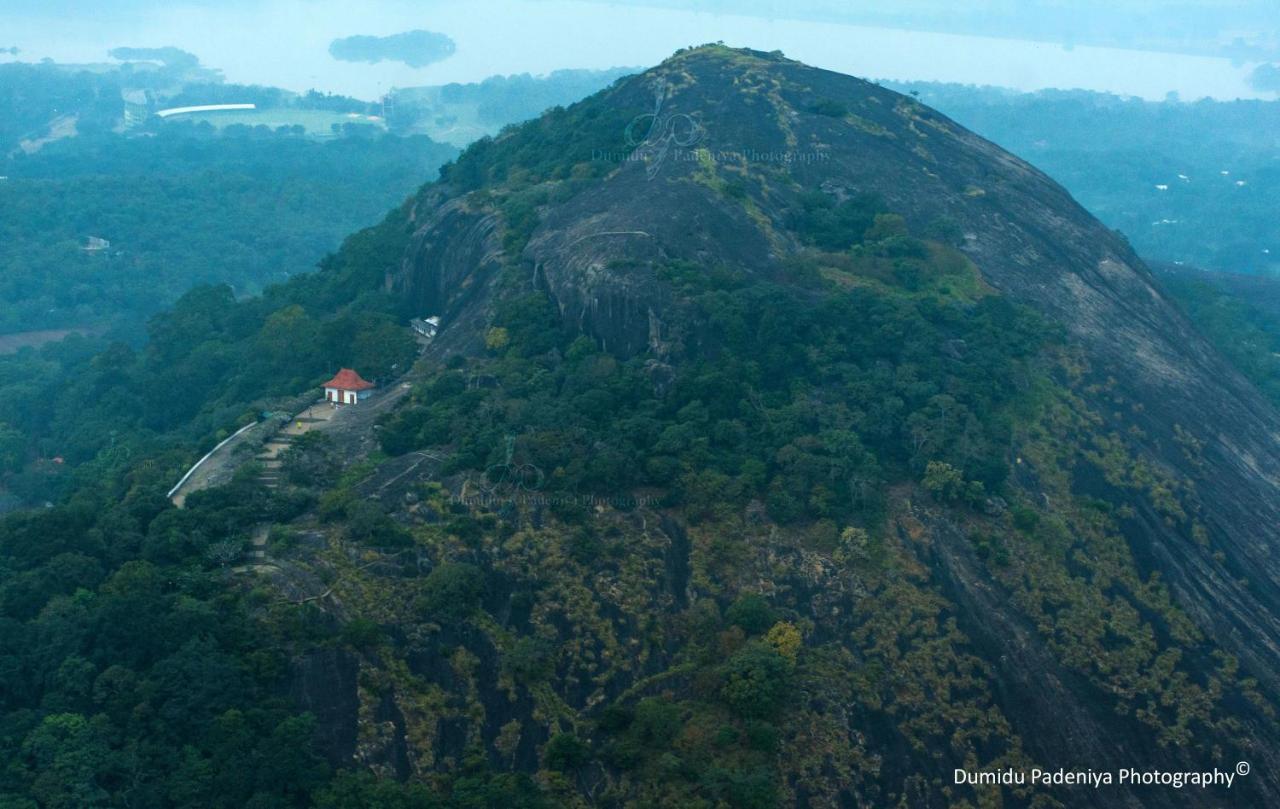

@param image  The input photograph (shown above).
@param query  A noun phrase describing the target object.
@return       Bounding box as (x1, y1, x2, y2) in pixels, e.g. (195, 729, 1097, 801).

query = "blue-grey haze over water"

(3, 0, 1272, 101)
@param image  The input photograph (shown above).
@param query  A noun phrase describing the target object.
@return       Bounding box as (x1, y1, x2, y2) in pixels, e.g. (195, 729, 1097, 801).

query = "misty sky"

(3, 0, 1277, 100)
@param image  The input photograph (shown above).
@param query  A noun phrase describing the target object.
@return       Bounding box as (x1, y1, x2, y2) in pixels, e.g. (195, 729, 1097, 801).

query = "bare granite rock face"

(392, 189, 505, 354)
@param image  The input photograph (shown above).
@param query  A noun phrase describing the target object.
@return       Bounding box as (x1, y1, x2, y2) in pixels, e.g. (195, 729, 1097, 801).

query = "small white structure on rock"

(410, 316, 440, 339)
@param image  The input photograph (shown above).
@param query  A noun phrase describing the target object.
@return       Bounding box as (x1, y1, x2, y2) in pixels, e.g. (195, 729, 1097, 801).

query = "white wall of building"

(324, 386, 373, 404)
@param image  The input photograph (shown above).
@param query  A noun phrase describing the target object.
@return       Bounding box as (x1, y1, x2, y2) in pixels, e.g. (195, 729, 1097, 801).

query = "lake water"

(2, 0, 1270, 102)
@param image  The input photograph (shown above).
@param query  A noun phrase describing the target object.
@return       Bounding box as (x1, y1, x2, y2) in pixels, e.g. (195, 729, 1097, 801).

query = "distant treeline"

(436, 68, 636, 125)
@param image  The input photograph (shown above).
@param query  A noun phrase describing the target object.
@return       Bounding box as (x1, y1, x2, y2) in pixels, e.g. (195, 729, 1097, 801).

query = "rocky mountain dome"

(313, 45, 1280, 806)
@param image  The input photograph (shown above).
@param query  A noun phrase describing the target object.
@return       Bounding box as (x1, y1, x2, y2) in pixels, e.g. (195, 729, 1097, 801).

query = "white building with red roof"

(322, 368, 375, 405)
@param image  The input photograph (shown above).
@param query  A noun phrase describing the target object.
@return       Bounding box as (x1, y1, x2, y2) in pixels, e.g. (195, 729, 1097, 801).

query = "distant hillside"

(387, 67, 638, 146)
(888, 81, 1280, 274)
(0, 59, 462, 338)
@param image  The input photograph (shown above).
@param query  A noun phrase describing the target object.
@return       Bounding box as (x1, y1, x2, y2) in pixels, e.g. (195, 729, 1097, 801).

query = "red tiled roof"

(322, 368, 375, 391)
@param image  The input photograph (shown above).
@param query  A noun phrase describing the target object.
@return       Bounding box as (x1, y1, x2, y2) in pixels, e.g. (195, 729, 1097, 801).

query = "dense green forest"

(0, 126, 455, 336)
(890, 82, 1280, 275)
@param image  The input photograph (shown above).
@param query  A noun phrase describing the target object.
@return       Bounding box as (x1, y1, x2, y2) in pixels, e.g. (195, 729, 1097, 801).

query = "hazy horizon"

(4, 0, 1276, 101)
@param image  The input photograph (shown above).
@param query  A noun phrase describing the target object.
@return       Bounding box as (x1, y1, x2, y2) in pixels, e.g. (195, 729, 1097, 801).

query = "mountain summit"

(241, 46, 1280, 806)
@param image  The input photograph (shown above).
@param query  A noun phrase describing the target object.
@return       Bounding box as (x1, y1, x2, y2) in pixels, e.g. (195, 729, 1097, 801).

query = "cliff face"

(392, 190, 505, 357)
(372, 46, 1280, 805)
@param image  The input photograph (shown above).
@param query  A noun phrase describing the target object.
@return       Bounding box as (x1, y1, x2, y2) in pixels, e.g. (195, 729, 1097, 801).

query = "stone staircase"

(255, 434, 293, 490)
(249, 524, 269, 561)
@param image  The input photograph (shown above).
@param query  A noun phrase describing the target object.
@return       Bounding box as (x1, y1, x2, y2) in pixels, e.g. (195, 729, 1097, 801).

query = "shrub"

(504, 637, 555, 683)
(922, 461, 985, 504)
(418, 562, 483, 621)
(1012, 504, 1040, 533)
(725, 594, 776, 635)
(340, 618, 384, 649)
(630, 698, 683, 748)
(720, 641, 793, 718)
(764, 621, 802, 663)
(543, 733, 590, 772)
(809, 99, 847, 117)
